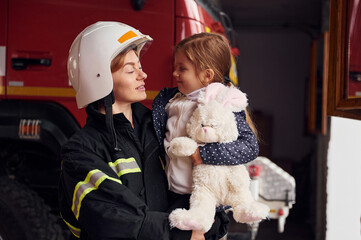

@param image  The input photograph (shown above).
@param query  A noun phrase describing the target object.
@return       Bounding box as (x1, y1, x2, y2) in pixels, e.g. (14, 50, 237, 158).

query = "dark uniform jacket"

(59, 103, 186, 239)
(58, 103, 228, 240)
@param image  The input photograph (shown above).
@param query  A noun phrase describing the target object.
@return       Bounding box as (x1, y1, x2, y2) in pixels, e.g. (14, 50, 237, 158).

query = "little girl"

(152, 32, 259, 236)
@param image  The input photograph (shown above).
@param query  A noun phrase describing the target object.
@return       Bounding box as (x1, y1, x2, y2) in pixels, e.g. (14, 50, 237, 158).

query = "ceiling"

(218, 0, 326, 32)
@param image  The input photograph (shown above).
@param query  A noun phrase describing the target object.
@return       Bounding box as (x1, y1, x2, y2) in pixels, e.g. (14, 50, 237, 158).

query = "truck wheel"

(0, 176, 65, 240)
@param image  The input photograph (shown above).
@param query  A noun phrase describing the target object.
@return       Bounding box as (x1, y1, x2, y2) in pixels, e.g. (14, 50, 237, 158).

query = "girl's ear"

(206, 69, 215, 81)
(201, 69, 215, 85)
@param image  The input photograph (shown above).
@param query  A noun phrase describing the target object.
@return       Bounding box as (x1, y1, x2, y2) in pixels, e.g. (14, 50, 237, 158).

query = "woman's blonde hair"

(175, 32, 258, 138)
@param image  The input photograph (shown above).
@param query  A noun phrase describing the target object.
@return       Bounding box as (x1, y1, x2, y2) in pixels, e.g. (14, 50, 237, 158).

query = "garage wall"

(326, 116, 361, 240)
(236, 29, 314, 162)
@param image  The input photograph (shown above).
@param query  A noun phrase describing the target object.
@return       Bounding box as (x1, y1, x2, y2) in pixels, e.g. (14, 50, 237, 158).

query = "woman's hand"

(191, 230, 205, 240)
(190, 148, 203, 166)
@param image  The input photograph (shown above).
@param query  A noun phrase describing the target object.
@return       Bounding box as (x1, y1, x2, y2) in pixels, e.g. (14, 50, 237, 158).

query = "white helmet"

(68, 21, 153, 109)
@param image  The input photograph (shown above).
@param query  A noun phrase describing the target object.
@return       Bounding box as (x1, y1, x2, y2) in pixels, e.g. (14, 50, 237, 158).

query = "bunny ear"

(198, 82, 225, 104)
(198, 83, 248, 112)
(221, 87, 248, 112)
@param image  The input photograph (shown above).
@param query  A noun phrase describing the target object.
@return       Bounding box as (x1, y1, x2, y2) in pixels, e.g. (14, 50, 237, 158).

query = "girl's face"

(173, 51, 205, 95)
(112, 50, 147, 104)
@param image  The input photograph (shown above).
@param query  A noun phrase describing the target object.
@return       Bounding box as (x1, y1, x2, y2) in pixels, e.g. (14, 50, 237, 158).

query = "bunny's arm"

(198, 111, 259, 165)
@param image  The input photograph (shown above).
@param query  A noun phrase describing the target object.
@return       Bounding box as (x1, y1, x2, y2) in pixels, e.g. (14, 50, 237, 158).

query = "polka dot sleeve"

(199, 111, 259, 165)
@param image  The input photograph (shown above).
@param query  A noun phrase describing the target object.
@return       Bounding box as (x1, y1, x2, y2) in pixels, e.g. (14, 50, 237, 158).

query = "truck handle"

(11, 58, 52, 70)
(219, 11, 237, 47)
(131, 0, 145, 10)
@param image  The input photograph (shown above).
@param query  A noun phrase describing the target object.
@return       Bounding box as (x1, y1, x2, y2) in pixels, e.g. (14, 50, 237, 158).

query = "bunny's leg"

(230, 188, 270, 223)
(227, 167, 270, 223)
(169, 184, 217, 233)
(187, 184, 217, 232)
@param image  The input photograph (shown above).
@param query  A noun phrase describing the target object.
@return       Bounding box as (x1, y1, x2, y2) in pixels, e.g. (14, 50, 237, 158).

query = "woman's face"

(112, 50, 147, 104)
(173, 51, 205, 95)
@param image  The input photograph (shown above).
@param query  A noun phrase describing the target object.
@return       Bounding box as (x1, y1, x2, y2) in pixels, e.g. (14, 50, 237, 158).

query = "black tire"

(0, 176, 65, 240)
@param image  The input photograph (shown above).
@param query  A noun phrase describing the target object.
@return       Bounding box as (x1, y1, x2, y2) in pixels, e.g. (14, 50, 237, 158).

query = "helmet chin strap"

(104, 91, 120, 153)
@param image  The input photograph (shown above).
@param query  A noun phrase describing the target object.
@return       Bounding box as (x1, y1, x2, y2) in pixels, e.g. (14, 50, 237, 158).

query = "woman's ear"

(201, 69, 215, 85)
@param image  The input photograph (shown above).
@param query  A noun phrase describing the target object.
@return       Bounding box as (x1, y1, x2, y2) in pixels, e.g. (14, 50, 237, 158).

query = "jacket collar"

(85, 102, 150, 129)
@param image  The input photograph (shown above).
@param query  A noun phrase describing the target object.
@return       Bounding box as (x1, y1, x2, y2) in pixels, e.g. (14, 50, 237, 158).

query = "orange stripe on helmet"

(118, 31, 138, 43)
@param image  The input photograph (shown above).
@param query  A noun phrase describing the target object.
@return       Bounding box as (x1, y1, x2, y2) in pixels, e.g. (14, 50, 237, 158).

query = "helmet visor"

(111, 36, 152, 63)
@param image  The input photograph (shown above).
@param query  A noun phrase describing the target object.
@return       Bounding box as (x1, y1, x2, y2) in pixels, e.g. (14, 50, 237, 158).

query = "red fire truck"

(0, 0, 238, 239)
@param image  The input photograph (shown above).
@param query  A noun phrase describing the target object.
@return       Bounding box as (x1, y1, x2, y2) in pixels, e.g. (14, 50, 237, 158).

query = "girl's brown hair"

(175, 32, 231, 85)
(175, 32, 258, 138)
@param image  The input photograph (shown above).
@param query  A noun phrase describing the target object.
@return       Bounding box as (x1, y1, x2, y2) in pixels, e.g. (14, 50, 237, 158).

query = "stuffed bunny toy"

(168, 83, 270, 233)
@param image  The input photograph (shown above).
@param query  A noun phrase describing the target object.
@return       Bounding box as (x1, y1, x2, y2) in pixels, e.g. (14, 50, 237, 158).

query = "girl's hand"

(191, 230, 205, 240)
(190, 148, 203, 166)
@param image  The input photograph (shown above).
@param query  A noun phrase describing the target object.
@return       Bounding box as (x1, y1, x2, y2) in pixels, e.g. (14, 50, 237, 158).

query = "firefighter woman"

(58, 22, 228, 240)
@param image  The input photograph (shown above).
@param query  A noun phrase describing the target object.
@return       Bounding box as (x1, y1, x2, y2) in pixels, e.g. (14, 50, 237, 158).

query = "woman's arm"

(198, 111, 259, 165)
